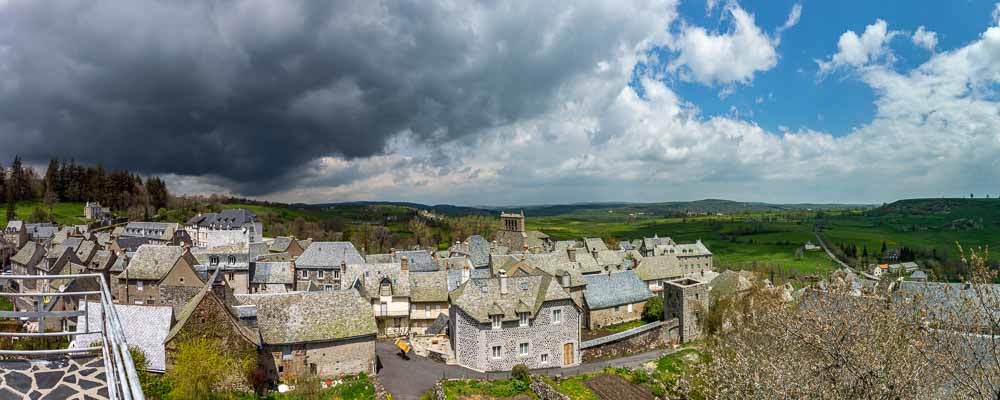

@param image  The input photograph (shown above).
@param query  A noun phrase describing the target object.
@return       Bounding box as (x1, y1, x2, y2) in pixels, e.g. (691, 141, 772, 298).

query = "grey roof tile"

(235, 290, 377, 344)
(73, 302, 173, 372)
(296, 242, 364, 268)
(582, 271, 654, 310)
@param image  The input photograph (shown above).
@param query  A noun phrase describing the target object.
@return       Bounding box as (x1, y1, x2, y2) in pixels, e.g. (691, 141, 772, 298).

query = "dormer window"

(228, 256, 236, 264)
(210, 256, 219, 266)
(491, 315, 501, 330)
(519, 312, 529, 327)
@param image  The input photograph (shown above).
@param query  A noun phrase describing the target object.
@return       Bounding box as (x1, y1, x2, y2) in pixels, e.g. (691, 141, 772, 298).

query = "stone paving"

(0, 355, 109, 400)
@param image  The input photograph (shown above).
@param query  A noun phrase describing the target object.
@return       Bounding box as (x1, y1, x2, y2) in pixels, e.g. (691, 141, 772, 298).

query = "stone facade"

(409, 301, 449, 335)
(294, 268, 342, 291)
(263, 336, 375, 383)
(586, 300, 646, 330)
(159, 285, 203, 314)
(451, 299, 580, 372)
(663, 278, 708, 343)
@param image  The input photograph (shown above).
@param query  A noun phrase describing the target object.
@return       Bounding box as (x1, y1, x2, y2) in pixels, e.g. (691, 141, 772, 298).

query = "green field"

(530, 213, 840, 276)
(0, 201, 86, 227)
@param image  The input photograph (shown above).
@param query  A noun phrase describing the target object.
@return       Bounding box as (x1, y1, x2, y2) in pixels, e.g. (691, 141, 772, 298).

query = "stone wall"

(265, 335, 375, 383)
(586, 301, 646, 330)
(580, 319, 678, 362)
(160, 284, 202, 314)
(453, 299, 580, 372)
(664, 279, 708, 343)
(531, 376, 570, 400)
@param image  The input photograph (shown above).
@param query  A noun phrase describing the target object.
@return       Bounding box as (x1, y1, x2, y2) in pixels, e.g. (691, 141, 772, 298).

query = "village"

(0, 205, 726, 399)
(2, 200, 993, 400)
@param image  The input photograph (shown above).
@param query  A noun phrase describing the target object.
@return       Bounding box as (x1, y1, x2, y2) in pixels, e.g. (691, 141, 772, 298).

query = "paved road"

(813, 231, 852, 271)
(376, 341, 676, 400)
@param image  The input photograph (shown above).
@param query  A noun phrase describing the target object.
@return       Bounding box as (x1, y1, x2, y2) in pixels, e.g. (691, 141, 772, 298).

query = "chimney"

(400, 256, 409, 272)
(561, 273, 570, 288)
(567, 247, 577, 262)
(499, 269, 508, 294)
(290, 259, 297, 287)
(462, 264, 471, 284)
(340, 259, 347, 277)
(390, 248, 396, 255)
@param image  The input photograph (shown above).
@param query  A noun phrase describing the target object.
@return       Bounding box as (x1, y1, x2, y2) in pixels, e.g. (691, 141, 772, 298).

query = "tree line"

(2, 156, 170, 222)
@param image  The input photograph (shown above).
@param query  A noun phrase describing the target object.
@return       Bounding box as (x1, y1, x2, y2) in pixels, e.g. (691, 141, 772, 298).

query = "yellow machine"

(395, 338, 411, 354)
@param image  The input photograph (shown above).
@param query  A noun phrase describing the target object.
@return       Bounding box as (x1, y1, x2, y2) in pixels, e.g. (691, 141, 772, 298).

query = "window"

(136, 281, 143, 291)
(147, 297, 154, 304)
(318, 270, 325, 279)
(210, 256, 219, 266)
(519, 342, 529, 356)
(540, 353, 549, 364)
(519, 312, 529, 327)
(334, 269, 340, 279)
(229, 272, 234, 281)
(324, 284, 334, 292)
(491, 315, 501, 330)
(491, 346, 502, 359)
(282, 346, 292, 360)
(179, 277, 184, 284)
(300, 270, 308, 279)
(228, 256, 236, 264)
(425, 305, 431, 317)
(552, 309, 562, 323)
(627, 303, 633, 313)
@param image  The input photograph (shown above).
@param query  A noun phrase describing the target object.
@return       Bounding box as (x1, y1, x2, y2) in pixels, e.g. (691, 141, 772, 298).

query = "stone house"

(10, 241, 45, 280)
(84, 201, 111, 221)
(236, 290, 377, 383)
(185, 209, 263, 248)
(191, 243, 254, 294)
(582, 270, 654, 330)
(120, 222, 190, 246)
(4, 221, 28, 250)
(248, 262, 296, 293)
(74, 240, 99, 266)
(408, 270, 450, 335)
(268, 237, 306, 257)
(25, 222, 59, 244)
(366, 249, 439, 272)
(447, 235, 491, 269)
(655, 240, 713, 277)
(640, 235, 675, 257)
(344, 260, 411, 337)
(663, 278, 708, 343)
(116, 245, 204, 311)
(293, 242, 365, 291)
(164, 275, 260, 389)
(449, 273, 582, 372)
(634, 255, 683, 294)
(109, 236, 156, 255)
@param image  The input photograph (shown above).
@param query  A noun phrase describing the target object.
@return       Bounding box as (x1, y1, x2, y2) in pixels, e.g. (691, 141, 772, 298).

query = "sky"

(1, 0, 1000, 206)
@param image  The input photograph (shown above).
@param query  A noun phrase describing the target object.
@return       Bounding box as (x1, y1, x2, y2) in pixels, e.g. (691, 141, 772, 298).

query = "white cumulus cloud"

(817, 19, 899, 75)
(912, 26, 938, 51)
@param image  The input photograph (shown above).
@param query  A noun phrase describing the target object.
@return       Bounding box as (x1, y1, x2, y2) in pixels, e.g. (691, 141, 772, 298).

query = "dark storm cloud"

(0, 0, 647, 194)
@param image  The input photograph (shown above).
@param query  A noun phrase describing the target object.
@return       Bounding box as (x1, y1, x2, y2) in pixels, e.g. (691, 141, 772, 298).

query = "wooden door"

(563, 343, 574, 366)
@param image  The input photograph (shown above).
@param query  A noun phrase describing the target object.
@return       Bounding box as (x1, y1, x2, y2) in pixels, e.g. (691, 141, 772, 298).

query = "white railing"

(0, 273, 145, 400)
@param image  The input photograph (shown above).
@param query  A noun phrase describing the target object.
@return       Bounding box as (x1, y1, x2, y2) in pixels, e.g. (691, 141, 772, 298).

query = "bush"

(511, 364, 530, 382)
(642, 296, 664, 322)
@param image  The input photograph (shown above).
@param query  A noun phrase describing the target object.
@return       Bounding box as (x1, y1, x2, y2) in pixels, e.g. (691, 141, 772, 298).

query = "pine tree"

(5, 188, 14, 222)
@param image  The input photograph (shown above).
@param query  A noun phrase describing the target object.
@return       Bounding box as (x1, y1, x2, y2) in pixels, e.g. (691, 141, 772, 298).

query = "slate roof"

(27, 223, 58, 240)
(191, 244, 251, 270)
(909, 270, 928, 280)
(73, 302, 173, 372)
(251, 262, 294, 285)
(396, 250, 438, 272)
(255, 252, 293, 262)
(90, 250, 114, 270)
(583, 271, 654, 310)
(466, 235, 490, 267)
(436, 256, 473, 271)
(426, 313, 449, 335)
(75, 240, 98, 263)
(296, 242, 364, 268)
(166, 270, 260, 348)
(635, 255, 683, 281)
(114, 236, 156, 252)
(121, 245, 188, 281)
(62, 237, 84, 250)
(553, 241, 580, 252)
(344, 263, 411, 299)
(642, 236, 675, 252)
(584, 238, 609, 253)
(894, 281, 1000, 328)
(447, 268, 491, 292)
(672, 241, 712, 257)
(11, 241, 41, 266)
(450, 275, 571, 323)
(249, 242, 270, 258)
(187, 208, 258, 228)
(269, 237, 295, 253)
(409, 271, 449, 302)
(711, 270, 755, 299)
(6, 221, 24, 231)
(594, 250, 624, 267)
(122, 222, 181, 241)
(235, 290, 377, 344)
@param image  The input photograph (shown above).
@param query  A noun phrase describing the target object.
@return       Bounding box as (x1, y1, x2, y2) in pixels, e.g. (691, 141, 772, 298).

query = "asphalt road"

(375, 341, 676, 400)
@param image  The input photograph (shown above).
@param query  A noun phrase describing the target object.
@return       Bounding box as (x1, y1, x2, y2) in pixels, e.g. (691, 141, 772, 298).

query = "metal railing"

(0, 273, 145, 400)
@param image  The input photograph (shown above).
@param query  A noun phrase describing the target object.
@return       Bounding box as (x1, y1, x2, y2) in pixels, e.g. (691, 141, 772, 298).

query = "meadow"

(0, 201, 85, 227)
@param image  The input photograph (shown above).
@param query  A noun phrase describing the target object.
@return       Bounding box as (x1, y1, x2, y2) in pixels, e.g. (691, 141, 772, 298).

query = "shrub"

(511, 364, 531, 382)
(642, 296, 664, 322)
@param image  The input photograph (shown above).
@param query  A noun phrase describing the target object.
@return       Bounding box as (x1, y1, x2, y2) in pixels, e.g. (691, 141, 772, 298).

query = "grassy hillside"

(821, 198, 1000, 263)
(0, 201, 86, 227)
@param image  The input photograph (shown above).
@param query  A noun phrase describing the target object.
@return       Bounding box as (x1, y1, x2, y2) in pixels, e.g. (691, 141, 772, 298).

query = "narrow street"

(376, 341, 678, 400)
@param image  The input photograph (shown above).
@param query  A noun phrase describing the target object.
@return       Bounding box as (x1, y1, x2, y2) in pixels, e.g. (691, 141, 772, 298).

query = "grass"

(584, 320, 648, 340)
(440, 378, 537, 400)
(0, 201, 86, 227)
(268, 373, 375, 400)
(529, 213, 840, 277)
(0, 297, 11, 312)
(541, 376, 598, 400)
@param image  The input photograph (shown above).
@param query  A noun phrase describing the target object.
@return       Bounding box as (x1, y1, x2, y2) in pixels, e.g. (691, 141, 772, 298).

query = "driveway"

(376, 341, 676, 400)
